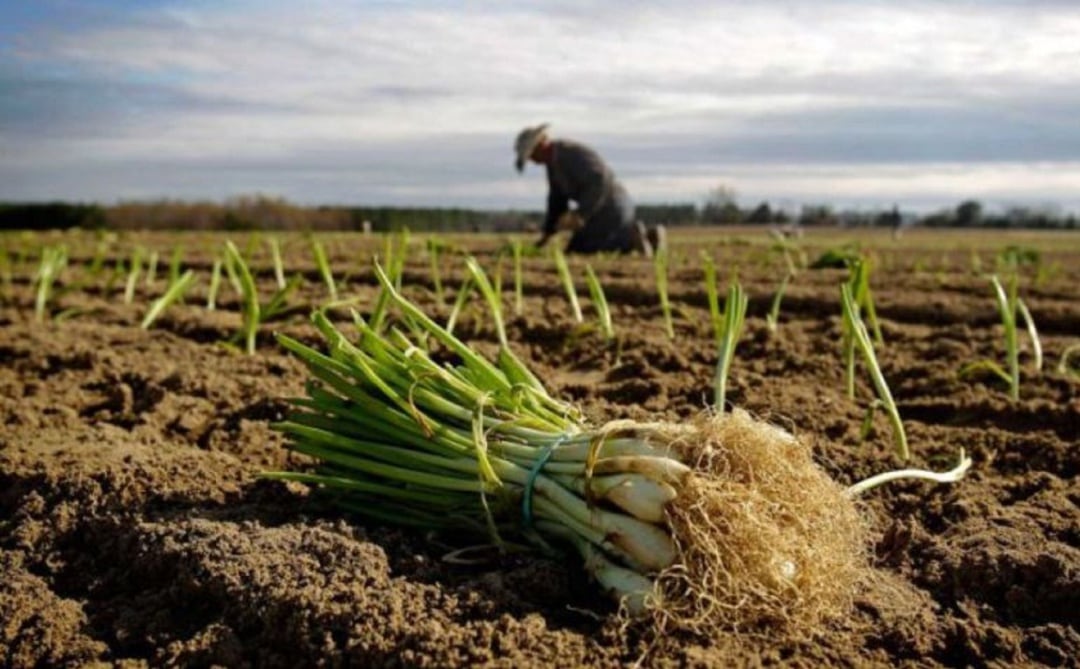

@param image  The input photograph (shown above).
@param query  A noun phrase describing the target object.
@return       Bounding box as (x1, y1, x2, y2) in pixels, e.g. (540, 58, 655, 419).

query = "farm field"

(1, 226, 1078, 667)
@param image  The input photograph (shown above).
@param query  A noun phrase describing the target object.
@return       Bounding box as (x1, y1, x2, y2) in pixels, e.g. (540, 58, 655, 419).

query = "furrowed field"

(1, 226, 1078, 667)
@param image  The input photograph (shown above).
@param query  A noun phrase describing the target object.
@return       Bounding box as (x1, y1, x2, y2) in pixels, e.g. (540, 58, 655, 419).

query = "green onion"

(141, 269, 196, 329)
(553, 247, 583, 323)
(840, 283, 908, 461)
(713, 280, 748, 413)
(766, 272, 792, 334)
(585, 264, 615, 342)
(369, 230, 409, 334)
(224, 240, 260, 354)
(1016, 298, 1042, 373)
(207, 257, 223, 311)
(88, 237, 110, 278)
(654, 250, 675, 340)
(427, 238, 445, 305)
(310, 236, 338, 302)
(847, 258, 882, 345)
(34, 245, 68, 322)
(144, 249, 159, 289)
(991, 273, 1020, 401)
(123, 246, 144, 305)
(268, 264, 871, 636)
(167, 245, 184, 287)
(269, 236, 287, 290)
(511, 239, 524, 316)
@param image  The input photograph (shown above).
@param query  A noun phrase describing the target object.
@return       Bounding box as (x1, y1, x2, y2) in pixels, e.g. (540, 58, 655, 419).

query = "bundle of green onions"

(268, 262, 865, 636)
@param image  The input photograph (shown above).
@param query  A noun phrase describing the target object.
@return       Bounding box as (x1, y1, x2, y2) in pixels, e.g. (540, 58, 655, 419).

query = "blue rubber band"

(522, 436, 568, 528)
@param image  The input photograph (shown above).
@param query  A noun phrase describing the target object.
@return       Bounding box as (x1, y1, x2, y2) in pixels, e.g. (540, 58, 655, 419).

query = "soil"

(1, 227, 1078, 667)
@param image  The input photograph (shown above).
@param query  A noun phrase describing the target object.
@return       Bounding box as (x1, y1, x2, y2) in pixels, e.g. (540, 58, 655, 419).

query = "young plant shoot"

(222, 240, 303, 353)
(840, 283, 909, 461)
(269, 236, 287, 290)
(654, 250, 675, 340)
(141, 269, 196, 329)
(713, 281, 748, 413)
(512, 239, 524, 317)
(123, 246, 144, 305)
(224, 241, 260, 354)
(585, 264, 615, 341)
(34, 245, 68, 322)
(553, 247, 584, 323)
(959, 273, 1039, 401)
(427, 238, 446, 305)
(207, 257, 223, 311)
(766, 272, 792, 334)
(701, 252, 722, 345)
(310, 237, 338, 303)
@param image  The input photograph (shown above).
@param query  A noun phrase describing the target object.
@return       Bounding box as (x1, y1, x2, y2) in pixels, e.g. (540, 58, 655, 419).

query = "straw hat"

(514, 123, 549, 172)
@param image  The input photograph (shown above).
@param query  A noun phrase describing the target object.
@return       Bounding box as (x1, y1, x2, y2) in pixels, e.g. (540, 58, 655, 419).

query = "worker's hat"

(514, 123, 549, 173)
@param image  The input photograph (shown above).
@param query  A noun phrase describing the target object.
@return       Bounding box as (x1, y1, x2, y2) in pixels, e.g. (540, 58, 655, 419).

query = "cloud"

(3, 0, 1080, 209)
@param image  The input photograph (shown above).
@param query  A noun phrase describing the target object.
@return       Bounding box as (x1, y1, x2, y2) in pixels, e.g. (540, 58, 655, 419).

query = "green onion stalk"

(267, 260, 870, 637)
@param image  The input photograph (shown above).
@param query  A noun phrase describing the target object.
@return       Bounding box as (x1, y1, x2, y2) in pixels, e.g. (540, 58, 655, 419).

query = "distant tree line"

(1, 194, 1076, 231)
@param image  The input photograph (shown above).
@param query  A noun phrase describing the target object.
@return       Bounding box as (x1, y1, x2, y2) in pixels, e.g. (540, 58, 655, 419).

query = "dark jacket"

(543, 140, 635, 253)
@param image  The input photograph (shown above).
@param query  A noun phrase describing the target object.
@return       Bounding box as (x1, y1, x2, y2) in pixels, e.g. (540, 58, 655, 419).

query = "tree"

(702, 185, 742, 225)
(747, 202, 773, 225)
(955, 200, 983, 227)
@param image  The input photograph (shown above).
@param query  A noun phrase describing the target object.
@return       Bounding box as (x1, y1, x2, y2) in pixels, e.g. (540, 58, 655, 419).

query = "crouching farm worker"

(514, 123, 665, 256)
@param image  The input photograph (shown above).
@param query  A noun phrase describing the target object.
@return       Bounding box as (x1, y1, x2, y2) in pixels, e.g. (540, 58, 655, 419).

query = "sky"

(3, 0, 1080, 213)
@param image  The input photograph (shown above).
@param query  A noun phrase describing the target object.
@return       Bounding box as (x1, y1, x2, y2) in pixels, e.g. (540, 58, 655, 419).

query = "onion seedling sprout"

(141, 269, 195, 329)
(841, 283, 909, 461)
(768, 229, 802, 275)
(511, 239, 524, 316)
(310, 236, 338, 302)
(427, 238, 445, 305)
(222, 245, 243, 296)
(105, 257, 125, 296)
(713, 281, 748, 413)
(269, 236, 287, 290)
(445, 275, 474, 336)
(847, 258, 882, 345)
(766, 272, 792, 334)
(168, 245, 184, 286)
(553, 247, 583, 323)
(144, 250, 159, 289)
(1016, 299, 1042, 372)
(369, 233, 409, 334)
(207, 257, 223, 311)
(991, 273, 1020, 401)
(88, 238, 110, 278)
(959, 274, 1030, 401)
(464, 256, 507, 347)
(34, 245, 68, 322)
(654, 250, 675, 340)
(224, 240, 260, 354)
(123, 246, 144, 305)
(585, 264, 615, 342)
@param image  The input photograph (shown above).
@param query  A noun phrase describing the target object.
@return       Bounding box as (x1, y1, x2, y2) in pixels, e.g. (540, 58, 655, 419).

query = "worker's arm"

(538, 184, 569, 248)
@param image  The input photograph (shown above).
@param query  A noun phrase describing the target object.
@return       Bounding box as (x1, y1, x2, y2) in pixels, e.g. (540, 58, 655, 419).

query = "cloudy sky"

(3, 0, 1080, 213)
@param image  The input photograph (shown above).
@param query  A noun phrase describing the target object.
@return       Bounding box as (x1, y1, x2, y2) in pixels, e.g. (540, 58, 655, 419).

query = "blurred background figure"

(515, 123, 665, 256)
